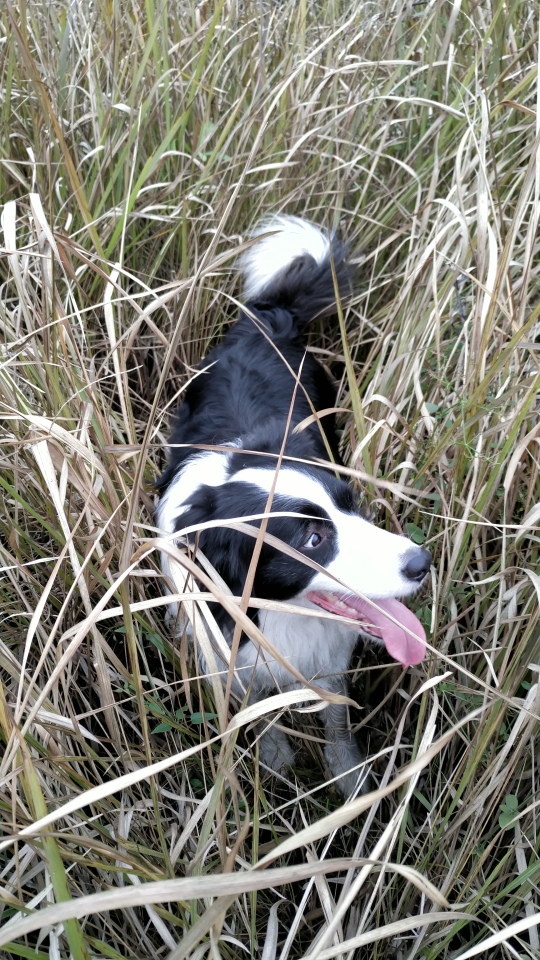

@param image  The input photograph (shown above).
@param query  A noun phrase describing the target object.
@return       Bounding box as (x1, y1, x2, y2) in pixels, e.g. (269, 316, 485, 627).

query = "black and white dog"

(156, 216, 430, 795)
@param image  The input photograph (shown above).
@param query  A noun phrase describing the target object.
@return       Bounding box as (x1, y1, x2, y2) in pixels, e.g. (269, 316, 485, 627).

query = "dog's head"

(168, 458, 430, 668)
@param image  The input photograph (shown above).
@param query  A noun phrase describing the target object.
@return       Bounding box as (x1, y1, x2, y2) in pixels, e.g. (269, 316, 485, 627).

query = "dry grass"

(1, 1, 540, 957)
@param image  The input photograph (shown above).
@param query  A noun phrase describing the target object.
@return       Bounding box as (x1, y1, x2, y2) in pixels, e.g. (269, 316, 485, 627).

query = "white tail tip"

(239, 215, 331, 300)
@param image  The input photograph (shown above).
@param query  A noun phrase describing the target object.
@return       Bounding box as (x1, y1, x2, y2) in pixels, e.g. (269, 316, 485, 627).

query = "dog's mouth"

(306, 590, 426, 669)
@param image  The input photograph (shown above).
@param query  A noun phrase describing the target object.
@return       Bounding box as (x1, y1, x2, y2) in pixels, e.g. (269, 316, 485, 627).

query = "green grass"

(1, 0, 540, 957)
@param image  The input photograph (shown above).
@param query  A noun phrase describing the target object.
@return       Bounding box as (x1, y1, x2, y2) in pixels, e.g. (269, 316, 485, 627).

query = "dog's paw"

(258, 727, 295, 775)
(165, 605, 193, 639)
(324, 740, 370, 798)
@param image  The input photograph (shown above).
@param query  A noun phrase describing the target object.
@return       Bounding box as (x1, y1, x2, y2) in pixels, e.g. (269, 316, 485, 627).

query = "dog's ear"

(181, 482, 265, 599)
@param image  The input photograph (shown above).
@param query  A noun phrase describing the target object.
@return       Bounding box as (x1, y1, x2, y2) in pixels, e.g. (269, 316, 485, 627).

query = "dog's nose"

(401, 547, 431, 583)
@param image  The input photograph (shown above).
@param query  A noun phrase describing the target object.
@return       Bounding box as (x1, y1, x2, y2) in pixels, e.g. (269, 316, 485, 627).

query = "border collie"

(156, 216, 430, 795)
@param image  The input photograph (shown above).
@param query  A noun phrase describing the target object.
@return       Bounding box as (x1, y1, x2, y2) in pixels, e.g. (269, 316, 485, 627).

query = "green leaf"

(499, 794, 519, 829)
(146, 700, 167, 717)
(405, 522, 426, 544)
(152, 707, 187, 734)
(145, 630, 166, 654)
(425, 402, 439, 413)
(0, 944, 50, 960)
(190, 711, 217, 725)
(413, 788, 432, 812)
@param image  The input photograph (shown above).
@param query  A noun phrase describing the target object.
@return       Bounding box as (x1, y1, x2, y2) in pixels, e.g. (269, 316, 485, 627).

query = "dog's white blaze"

(240, 215, 331, 300)
(156, 451, 230, 614)
(156, 451, 229, 534)
(231, 465, 416, 600)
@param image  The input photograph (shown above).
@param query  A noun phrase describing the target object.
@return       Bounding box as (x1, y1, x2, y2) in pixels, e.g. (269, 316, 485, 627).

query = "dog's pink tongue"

(349, 596, 426, 668)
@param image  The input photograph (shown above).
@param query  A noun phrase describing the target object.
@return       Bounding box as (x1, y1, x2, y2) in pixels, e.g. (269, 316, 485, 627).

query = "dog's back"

(157, 216, 350, 490)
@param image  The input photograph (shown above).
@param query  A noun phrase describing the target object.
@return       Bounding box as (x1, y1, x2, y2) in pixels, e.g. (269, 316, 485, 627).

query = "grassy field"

(1, 0, 540, 957)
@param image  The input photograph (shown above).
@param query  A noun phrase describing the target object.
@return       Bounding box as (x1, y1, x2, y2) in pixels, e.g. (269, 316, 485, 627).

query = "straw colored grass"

(1, 0, 540, 957)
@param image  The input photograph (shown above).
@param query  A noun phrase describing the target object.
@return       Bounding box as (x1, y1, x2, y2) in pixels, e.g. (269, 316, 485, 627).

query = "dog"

(156, 215, 430, 795)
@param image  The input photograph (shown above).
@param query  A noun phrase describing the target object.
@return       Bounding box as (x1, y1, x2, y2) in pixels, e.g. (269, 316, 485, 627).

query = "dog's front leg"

(323, 690, 368, 797)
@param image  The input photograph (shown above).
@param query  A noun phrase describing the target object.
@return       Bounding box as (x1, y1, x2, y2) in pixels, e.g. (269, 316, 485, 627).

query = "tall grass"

(1, 1, 540, 957)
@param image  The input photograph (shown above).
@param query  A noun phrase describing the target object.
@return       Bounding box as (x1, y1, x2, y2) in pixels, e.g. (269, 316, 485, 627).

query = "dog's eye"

(304, 531, 323, 549)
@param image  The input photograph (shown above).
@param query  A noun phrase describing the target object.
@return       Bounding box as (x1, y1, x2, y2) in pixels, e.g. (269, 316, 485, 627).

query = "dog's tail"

(239, 215, 351, 326)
